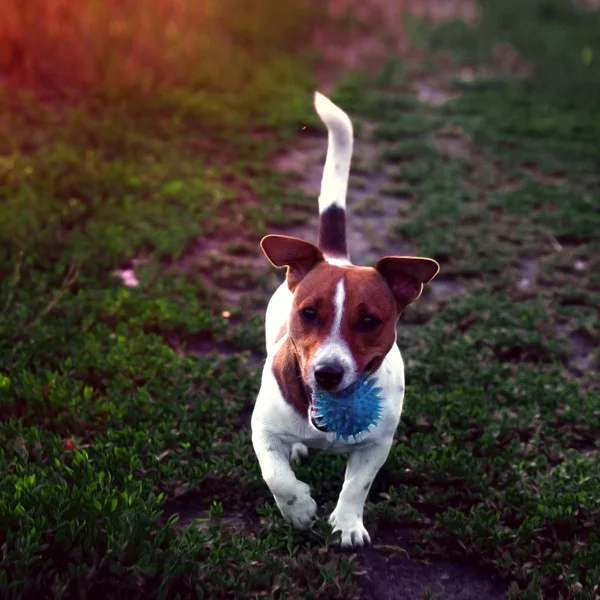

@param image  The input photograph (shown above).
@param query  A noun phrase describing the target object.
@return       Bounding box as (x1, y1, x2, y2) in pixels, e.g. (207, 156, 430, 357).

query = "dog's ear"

(261, 235, 324, 291)
(376, 256, 440, 310)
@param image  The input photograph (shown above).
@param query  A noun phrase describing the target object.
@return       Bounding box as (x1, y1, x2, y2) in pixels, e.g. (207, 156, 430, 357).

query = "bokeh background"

(1, 1, 599, 599)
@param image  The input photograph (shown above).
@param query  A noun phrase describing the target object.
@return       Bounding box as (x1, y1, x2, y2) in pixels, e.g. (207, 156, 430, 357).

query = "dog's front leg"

(330, 438, 393, 548)
(252, 431, 317, 529)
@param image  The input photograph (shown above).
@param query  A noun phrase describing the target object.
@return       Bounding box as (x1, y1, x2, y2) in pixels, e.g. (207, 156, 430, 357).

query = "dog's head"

(261, 234, 439, 393)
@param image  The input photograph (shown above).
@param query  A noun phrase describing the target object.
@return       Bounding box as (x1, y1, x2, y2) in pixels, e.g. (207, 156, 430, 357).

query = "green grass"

(1, 0, 600, 598)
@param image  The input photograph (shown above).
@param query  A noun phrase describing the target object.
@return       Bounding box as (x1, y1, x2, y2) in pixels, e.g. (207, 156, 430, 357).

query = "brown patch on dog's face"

(289, 263, 399, 384)
(288, 263, 344, 383)
(339, 267, 399, 374)
(272, 336, 309, 416)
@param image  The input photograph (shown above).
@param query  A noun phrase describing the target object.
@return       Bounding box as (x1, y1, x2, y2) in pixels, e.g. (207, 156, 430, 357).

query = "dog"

(251, 92, 439, 548)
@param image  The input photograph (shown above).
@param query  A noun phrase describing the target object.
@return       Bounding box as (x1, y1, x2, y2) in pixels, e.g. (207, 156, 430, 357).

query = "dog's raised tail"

(314, 92, 353, 261)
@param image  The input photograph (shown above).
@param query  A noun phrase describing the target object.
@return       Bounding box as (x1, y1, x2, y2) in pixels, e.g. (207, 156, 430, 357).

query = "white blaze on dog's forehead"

(331, 279, 345, 338)
(310, 277, 356, 390)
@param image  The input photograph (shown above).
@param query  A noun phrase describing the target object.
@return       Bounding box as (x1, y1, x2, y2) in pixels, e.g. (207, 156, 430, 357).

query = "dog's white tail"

(314, 92, 353, 260)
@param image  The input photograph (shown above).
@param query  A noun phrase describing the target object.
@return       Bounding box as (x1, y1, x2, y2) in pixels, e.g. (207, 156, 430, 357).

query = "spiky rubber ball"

(312, 373, 384, 441)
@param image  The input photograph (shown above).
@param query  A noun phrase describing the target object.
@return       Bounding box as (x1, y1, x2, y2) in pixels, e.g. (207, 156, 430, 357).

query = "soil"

(166, 491, 509, 600)
(360, 524, 507, 600)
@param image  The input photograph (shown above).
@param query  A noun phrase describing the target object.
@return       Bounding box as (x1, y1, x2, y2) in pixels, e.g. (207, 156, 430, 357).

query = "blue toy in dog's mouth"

(310, 373, 384, 441)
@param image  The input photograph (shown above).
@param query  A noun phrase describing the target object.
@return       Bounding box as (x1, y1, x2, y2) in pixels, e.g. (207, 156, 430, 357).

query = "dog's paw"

(275, 483, 317, 530)
(329, 507, 371, 549)
(290, 443, 308, 463)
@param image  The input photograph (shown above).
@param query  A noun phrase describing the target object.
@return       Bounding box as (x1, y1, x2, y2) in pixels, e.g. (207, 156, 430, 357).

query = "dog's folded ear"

(261, 235, 324, 291)
(376, 256, 440, 310)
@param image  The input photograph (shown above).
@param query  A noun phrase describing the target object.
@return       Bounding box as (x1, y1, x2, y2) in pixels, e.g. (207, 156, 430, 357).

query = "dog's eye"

(356, 315, 381, 331)
(299, 307, 319, 324)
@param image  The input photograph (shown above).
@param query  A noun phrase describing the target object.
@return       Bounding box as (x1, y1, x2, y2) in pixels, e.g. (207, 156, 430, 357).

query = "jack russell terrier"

(251, 92, 439, 548)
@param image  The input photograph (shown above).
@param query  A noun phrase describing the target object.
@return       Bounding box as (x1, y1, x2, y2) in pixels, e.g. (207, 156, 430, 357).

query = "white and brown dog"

(251, 92, 439, 548)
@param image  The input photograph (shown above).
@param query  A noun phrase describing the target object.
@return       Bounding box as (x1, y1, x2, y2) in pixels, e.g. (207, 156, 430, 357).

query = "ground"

(0, 0, 599, 599)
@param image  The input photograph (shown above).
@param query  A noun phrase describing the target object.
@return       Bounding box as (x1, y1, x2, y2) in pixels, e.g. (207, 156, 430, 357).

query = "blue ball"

(312, 373, 384, 441)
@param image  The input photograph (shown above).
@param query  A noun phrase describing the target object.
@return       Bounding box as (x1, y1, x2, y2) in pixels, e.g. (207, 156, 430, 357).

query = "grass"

(1, 0, 599, 598)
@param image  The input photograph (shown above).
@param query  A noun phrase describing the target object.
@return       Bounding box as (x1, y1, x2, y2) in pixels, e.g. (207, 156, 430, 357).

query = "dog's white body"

(251, 93, 409, 548)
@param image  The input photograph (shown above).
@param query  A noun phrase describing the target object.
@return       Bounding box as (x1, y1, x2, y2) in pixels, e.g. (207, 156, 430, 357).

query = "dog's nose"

(314, 363, 344, 390)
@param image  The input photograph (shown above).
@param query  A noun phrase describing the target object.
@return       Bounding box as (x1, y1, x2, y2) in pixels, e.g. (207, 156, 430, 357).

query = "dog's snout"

(314, 363, 344, 390)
